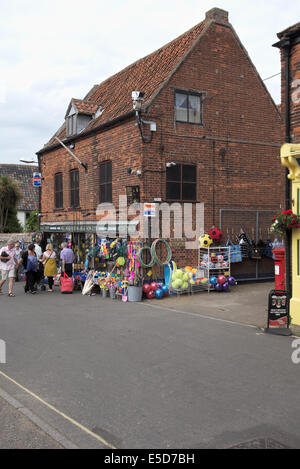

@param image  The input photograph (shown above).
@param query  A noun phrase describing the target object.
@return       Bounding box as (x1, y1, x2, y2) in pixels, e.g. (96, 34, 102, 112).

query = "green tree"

(25, 209, 39, 232)
(5, 208, 22, 233)
(0, 175, 22, 232)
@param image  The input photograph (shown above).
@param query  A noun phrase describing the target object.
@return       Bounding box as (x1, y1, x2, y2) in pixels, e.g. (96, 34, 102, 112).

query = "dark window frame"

(174, 89, 203, 125)
(54, 172, 63, 209)
(166, 163, 197, 202)
(99, 161, 112, 204)
(69, 169, 80, 208)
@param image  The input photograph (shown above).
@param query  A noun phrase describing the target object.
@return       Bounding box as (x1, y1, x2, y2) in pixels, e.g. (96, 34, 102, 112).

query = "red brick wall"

(40, 19, 284, 269)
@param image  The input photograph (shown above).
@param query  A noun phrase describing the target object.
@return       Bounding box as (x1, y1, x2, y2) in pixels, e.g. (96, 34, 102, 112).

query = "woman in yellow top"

(41, 244, 58, 292)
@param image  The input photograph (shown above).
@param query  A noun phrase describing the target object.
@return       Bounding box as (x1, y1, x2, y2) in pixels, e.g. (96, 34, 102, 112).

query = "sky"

(0, 0, 299, 164)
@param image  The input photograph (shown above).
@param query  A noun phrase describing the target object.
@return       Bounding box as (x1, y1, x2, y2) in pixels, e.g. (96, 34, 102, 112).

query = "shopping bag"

(225, 240, 242, 263)
(60, 273, 73, 294)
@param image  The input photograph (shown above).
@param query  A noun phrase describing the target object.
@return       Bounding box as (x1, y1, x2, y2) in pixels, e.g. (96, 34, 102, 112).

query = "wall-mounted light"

(128, 168, 142, 176)
(166, 162, 177, 168)
(131, 91, 156, 144)
(69, 143, 75, 150)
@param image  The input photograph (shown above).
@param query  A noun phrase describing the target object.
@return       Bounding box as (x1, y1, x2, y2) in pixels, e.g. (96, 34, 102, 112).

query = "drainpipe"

(282, 40, 292, 302)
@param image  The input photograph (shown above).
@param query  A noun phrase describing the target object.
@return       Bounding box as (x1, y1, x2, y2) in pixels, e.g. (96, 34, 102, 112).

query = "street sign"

(33, 172, 42, 187)
(144, 203, 156, 217)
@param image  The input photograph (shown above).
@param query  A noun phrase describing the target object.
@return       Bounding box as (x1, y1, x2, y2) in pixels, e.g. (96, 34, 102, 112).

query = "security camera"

(132, 91, 145, 100)
(132, 91, 145, 111)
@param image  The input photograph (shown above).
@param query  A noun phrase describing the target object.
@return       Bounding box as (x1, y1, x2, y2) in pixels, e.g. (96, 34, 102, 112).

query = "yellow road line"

(0, 370, 116, 449)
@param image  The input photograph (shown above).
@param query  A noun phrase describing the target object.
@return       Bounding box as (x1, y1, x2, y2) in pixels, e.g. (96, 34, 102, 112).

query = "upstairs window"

(54, 173, 63, 209)
(166, 164, 196, 201)
(99, 161, 112, 203)
(67, 114, 77, 136)
(175, 91, 202, 124)
(70, 169, 80, 208)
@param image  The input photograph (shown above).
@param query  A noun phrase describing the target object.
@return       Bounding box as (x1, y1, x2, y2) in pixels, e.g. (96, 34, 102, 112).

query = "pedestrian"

(34, 238, 44, 289)
(60, 242, 75, 277)
(0, 239, 18, 297)
(20, 244, 39, 294)
(41, 243, 57, 292)
(14, 241, 22, 282)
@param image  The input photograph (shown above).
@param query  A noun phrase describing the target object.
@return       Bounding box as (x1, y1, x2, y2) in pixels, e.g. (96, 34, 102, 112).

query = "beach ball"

(143, 283, 151, 294)
(210, 276, 217, 285)
(147, 290, 155, 299)
(155, 289, 163, 299)
(182, 282, 189, 290)
(217, 275, 226, 285)
(174, 269, 183, 278)
(199, 234, 213, 248)
(201, 277, 208, 284)
(162, 285, 169, 295)
(150, 282, 158, 291)
(174, 279, 182, 289)
(215, 283, 223, 292)
(222, 282, 230, 292)
(228, 276, 237, 286)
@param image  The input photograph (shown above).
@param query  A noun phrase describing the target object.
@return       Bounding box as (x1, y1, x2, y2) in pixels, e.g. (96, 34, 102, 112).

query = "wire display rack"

(190, 246, 231, 293)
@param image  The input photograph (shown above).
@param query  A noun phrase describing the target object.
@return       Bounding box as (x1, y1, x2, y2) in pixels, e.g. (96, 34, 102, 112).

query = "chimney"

(205, 7, 229, 24)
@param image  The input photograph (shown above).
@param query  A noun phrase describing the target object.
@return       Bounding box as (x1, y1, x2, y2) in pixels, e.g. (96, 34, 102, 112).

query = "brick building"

(37, 8, 284, 277)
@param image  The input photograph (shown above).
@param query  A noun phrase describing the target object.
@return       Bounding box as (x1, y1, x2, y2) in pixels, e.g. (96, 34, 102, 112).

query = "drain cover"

(229, 438, 289, 449)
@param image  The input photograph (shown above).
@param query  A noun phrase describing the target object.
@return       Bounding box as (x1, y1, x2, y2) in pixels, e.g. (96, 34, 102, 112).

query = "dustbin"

(272, 248, 285, 291)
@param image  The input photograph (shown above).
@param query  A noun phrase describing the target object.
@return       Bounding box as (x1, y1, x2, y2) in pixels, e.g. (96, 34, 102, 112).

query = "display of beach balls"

(199, 234, 213, 248)
(155, 288, 163, 299)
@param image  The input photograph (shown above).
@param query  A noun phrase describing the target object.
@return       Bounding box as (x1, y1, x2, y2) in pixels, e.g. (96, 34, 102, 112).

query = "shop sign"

(144, 203, 156, 217)
(41, 223, 97, 233)
(33, 172, 42, 187)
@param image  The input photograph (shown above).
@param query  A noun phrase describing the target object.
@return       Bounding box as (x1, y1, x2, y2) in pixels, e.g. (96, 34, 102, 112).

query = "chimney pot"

(206, 7, 229, 23)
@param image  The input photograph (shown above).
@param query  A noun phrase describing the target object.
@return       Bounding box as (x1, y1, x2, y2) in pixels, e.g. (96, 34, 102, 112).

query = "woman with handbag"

(41, 244, 57, 292)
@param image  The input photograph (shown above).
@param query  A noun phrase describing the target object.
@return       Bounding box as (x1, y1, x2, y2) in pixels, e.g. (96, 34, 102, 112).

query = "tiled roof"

(42, 19, 208, 150)
(0, 165, 39, 212)
(72, 99, 99, 115)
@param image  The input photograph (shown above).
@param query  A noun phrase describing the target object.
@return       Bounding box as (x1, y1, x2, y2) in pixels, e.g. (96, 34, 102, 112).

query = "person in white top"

(0, 240, 18, 297)
(34, 240, 42, 261)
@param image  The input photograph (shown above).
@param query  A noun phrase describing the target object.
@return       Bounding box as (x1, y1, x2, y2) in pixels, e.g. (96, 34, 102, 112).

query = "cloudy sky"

(0, 0, 299, 164)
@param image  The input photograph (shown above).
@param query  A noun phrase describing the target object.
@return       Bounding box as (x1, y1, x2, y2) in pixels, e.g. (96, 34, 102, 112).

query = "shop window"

(166, 164, 196, 201)
(99, 161, 112, 203)
(70, 169, 80, 208)
(175, 90, 203, 124)
(54, 173, 63, 209)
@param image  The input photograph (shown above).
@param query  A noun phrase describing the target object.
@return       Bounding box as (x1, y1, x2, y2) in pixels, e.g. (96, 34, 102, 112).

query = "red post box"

(272, 248, 285, 291)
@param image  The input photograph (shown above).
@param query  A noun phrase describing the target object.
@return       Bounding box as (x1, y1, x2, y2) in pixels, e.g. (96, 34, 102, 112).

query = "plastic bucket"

(128, 286, 143, 302)
(109, 289, 116, 299)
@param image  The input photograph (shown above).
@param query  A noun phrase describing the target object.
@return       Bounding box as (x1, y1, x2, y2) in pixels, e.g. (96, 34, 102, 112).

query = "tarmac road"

(0, 282, 300, 449)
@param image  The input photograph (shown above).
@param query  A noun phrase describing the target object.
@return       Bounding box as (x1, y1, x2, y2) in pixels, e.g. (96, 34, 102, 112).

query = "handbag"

(225, 240, 242, 263)
(1, 251, 9, 263)
(60, 273, 73, 294)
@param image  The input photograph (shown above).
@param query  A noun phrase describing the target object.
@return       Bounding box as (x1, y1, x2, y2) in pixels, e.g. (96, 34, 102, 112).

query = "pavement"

(1, 278, 300, 449)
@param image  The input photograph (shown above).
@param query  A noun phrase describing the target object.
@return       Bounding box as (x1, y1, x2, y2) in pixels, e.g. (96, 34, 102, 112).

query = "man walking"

(0, 240, 18, 297)
(60, 242, 75, 277)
